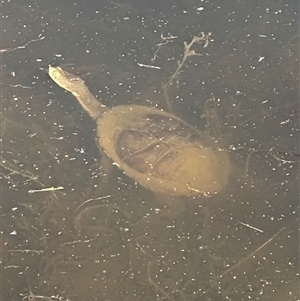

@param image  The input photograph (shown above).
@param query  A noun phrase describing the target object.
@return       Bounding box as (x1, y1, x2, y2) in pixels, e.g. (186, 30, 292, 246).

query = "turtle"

(48, 65, 231, 196)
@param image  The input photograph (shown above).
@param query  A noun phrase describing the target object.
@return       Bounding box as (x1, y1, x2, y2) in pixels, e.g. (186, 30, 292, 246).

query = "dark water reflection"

(1, 0, 299, 300)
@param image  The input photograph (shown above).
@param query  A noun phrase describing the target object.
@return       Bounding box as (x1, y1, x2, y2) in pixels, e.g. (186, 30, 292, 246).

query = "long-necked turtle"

(48, 66, 231, 196)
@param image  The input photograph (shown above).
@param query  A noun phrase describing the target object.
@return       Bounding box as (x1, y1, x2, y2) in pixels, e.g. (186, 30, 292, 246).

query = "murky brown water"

(1, 0, 299, 300)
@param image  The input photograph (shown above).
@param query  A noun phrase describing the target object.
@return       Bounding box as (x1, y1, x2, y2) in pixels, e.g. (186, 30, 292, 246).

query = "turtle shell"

(96, 105, 231, 196)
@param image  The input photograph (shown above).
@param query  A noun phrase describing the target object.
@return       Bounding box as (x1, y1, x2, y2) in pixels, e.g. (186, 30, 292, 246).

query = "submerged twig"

(28, 186, 64, 194)
(147, 262, 173, 301)
(221, 227, 285, 277)
(0, 156, 44, 187)
(20, 290, 69, 301)
(73, 194, 114, 215)
(162, 32, 212, 112)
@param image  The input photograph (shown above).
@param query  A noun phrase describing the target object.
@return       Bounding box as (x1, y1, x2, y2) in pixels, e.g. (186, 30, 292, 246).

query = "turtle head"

(48, 65, 86, 96)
